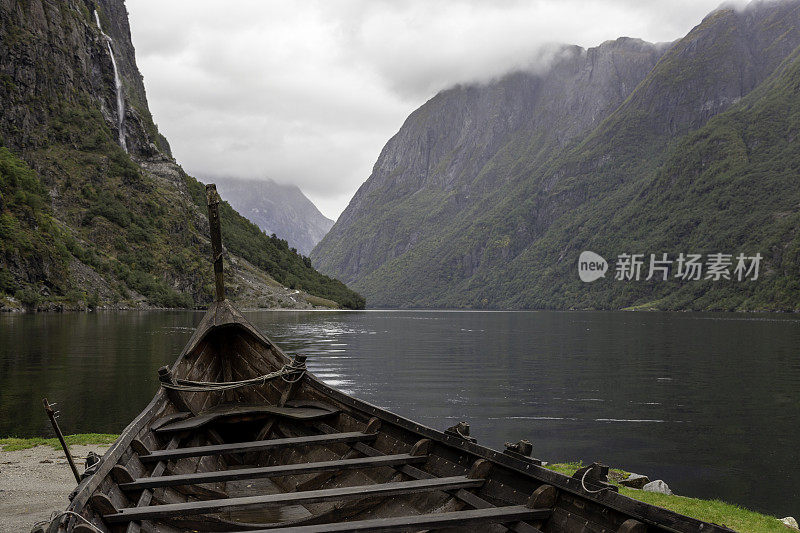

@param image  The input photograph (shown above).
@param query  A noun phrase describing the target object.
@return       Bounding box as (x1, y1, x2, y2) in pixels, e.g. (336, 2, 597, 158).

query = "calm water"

(1, 310, 798, 516)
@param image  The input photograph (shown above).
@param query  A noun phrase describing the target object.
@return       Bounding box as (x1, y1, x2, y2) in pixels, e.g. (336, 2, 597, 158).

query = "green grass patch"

(304, 294, 340, 309)
(543, 462, 784, 532)
(0, 433, 118, 451)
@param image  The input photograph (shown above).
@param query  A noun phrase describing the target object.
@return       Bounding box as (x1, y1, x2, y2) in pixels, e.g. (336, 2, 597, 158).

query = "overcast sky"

(127, 0, 734, 220)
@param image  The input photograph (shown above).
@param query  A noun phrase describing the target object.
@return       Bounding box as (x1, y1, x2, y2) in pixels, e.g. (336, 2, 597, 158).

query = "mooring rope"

(33, 510, 105, 533)
(159, 358, 306, 392)
(580, 467, 607, 494)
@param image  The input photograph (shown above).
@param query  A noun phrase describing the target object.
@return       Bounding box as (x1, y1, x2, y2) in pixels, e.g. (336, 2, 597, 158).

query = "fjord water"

(1, 311, 798, 516)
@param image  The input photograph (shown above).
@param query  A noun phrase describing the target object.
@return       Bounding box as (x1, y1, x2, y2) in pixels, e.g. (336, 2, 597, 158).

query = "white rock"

(780, 517, 798, 529)
(642, 479, 673, 495)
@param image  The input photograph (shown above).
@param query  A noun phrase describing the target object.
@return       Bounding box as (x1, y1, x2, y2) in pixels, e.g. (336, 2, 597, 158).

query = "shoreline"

(4, 305, 800, 314)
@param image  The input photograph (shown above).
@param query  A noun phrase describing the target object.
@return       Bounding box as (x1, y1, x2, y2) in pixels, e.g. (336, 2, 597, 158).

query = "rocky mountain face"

(0, 0, 364, 310)
(312, 0, 800, 311)
(213, 178, 334, 256)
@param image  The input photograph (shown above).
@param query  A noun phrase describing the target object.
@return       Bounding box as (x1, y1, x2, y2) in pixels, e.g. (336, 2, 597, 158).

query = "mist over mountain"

(0, 0, 364, 310)
(312, 0, 800, 310)
(213, 178, 334, 257)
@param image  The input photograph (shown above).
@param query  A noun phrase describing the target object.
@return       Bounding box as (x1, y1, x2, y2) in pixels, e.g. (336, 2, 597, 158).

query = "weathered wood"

(315, 424, 540, 533)
(125, 435, 180, 533)
(529, 484, 558, 509)
(154, 403, 338, 433)
(171, 482, 228, 500)
(129, 438, 149, 457)
(252, 361, 306, 443)
(139, 431, 376, 463)
(149, 412, 190, 431)
(293, 449, 361, 493)
(105, 476, 485, 523)
(42, 398, 81, 484)
(205, 183, 225, 301)
(110, 465, 135, 485)
(235, 506, 551, 532)
(120, 453, 428, 490)
(205, 427, 243, 465)
(364, 416, 381, 434)
(89, 493, 116, 515)
(467, 458, 492, 479)
(410, 438, 432, 456)
(618, 518, 648, 533)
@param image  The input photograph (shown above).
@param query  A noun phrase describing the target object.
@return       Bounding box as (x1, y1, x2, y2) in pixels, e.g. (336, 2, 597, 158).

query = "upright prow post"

(206, 184, 225, 302)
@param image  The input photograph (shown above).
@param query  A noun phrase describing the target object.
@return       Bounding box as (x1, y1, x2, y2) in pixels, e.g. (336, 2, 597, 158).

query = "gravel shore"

(0, 444, 110, 533)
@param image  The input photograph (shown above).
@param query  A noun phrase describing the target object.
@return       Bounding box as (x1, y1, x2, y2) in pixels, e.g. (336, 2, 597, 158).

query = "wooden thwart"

(234, 506, 552, 532)
(104, 476, 485, 523)
(120, 453, 428, 490)
(312, 421, 543, 533)
(138, 431, 376, 463)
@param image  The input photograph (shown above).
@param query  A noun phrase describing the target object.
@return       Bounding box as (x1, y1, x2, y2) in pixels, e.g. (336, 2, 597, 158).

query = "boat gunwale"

(302, 372, 734, 533)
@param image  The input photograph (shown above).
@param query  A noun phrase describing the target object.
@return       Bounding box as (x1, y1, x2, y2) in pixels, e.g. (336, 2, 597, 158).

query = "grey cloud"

(127, 0, 726, 219)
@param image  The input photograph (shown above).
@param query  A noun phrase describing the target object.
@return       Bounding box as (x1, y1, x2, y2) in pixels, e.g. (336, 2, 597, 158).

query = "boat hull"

(49, 301, 732, 533)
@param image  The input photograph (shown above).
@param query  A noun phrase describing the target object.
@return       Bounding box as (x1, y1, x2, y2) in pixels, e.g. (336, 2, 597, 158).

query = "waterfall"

(94, 10, 127, 153)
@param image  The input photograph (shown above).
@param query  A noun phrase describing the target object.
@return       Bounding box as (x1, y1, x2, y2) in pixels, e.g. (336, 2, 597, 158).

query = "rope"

(160, 359, 306, 392)
(32, 510, 104, 533)
(580, 467, 607, 494)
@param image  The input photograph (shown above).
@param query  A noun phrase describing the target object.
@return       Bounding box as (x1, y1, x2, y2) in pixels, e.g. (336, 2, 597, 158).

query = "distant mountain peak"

(212, 177, 334, 256)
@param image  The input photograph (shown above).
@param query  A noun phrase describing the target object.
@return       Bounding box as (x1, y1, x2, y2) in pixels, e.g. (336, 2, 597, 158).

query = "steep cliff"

(0, 0, 364, 310)
(214, 178, 334, 256)
(312, 0, 800, 310)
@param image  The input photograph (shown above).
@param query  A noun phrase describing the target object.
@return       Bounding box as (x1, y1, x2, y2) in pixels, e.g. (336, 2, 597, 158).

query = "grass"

(543, 462, 787, 532)
(304, 294, 341, 309)
(0, 433, 118, 451)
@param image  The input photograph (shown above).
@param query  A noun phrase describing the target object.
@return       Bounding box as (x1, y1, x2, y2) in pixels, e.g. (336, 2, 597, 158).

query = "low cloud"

(127, 0, 726, 219)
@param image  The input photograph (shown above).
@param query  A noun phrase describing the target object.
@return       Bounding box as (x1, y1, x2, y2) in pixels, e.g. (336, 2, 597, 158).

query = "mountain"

(312, 0, 800, 311)
(0, 0, 364, 310)
(213, 178, 334, 257)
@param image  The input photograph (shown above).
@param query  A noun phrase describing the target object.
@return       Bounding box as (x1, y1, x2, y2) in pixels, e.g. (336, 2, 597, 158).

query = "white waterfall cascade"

(94, 10, 127, 152)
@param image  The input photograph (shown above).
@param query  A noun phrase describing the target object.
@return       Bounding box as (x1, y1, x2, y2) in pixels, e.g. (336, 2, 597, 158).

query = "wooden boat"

(46, 185, 734, 533)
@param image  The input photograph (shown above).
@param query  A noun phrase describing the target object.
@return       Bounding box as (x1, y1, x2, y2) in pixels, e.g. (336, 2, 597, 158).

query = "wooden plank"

(120, 453, 428, 490)
(228, 506, 551, 532)
(154, 404, 337, 433)
(352, 443, 542, 533)
(105, 476, 485, 523)
(150, 412, 191, 431)
(139, 431, 375, 463)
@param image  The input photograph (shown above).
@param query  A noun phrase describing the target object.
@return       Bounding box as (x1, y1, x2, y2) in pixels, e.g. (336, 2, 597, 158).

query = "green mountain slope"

(0, 0, 363, 310)
(312, 0, 800, 311)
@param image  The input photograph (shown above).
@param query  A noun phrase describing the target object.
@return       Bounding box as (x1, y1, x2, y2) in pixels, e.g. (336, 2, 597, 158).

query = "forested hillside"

(0, 0, 364, 310)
